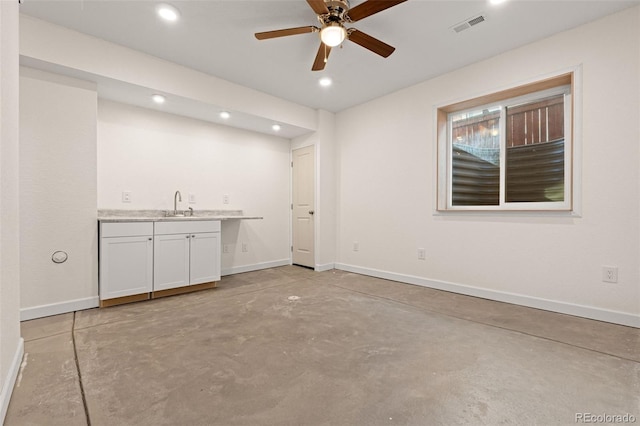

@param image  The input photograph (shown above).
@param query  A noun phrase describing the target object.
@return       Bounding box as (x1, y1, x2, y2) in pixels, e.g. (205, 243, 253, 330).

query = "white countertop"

(97, 209, 263, 222)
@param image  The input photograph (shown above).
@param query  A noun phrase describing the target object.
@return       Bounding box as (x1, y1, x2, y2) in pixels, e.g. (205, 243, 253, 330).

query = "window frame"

(436, 71, 579, 213)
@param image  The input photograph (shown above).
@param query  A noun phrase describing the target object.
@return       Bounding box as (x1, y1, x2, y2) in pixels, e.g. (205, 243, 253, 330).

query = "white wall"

(97, 100, 291, 274)
(19, 68, 98, 320)
(335, 7, 640, 326)
(20, 15, 317, 135)
(0, 1, 22, 421)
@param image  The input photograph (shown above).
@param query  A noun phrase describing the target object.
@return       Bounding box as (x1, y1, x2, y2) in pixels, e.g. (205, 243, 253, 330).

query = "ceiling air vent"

(452, 14, 486, 33)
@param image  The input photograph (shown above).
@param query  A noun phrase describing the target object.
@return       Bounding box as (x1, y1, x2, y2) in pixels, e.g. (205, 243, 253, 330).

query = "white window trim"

(434, 67, 582, 215)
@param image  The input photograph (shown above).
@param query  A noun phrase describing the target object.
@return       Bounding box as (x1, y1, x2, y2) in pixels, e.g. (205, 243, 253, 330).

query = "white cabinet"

(98, 219, 221, 304)
(153, 233, 190, 291)
(153, 221, 221, 292)
(99, 222, 153, 300)
(189, 232, 220, 284)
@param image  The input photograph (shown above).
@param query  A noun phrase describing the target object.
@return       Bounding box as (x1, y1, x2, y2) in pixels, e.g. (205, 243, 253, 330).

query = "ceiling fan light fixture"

(320, 23, 346, 47)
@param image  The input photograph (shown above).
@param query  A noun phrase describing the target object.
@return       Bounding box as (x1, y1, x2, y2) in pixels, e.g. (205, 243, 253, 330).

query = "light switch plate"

(188, 193, 196, 204)
(122, 191, 132, 203)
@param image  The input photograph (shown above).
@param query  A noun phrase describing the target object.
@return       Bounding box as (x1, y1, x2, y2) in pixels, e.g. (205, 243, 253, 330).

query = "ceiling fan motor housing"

(319, 0, 351, 24)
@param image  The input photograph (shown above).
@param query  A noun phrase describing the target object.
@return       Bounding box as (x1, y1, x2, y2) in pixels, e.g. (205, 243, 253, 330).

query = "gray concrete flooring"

(6, 266, 640, 425)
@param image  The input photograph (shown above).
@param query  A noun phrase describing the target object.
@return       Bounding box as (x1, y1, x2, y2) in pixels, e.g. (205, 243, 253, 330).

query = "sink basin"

(164, 211, 187, 218)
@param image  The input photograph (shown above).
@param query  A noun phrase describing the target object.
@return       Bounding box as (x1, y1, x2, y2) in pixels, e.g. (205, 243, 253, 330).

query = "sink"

(164, 211, 187, 218)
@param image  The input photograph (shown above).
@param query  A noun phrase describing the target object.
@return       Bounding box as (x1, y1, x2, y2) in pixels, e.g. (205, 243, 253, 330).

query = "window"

(437, 73, 575, 211)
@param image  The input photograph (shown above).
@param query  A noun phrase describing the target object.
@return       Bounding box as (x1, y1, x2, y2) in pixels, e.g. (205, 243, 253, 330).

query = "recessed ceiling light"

(319, 77, 332, 87)
(219, 111, 230, 119)
(272, 124, 281, 132)
(157, 3, 180, 22)
(151, 94, 166, 104)
(489, 0, 507, 5)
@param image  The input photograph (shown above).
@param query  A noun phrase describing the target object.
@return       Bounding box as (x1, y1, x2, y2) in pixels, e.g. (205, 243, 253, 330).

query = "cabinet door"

(100, 236, 153, 300)
(154, 233, 190, 291)
(189, 232, 220, 285)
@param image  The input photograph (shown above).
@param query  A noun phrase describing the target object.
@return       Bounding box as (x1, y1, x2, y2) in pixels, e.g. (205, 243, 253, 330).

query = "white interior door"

(292, 145, 315, 268)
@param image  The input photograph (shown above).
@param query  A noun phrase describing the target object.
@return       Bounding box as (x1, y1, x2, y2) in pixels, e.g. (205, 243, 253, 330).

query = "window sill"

(432, 209, 582, 218)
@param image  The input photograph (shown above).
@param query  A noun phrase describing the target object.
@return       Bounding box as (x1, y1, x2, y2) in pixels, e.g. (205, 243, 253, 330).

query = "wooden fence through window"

(507, 95, 564, 147)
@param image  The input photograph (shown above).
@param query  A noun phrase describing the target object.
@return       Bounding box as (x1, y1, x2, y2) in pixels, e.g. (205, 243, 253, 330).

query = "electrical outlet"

(353, 241, 359, 252)
(242, 242, 248, 253)
(122, 191, 132, 203)
(223, 194, 229, 204)
(188, 193, 196, 204)
(417, 248, 426, 260)
(223, 244, 229, 254)
(602, 266, 618, 283)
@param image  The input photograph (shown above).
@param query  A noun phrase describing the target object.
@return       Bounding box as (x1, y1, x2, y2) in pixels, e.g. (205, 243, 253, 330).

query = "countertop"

(98, 209, 263, 222)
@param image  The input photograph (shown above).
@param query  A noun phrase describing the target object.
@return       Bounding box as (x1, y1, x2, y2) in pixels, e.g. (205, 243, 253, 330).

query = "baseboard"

(0, 337, 24, 424)
(315, 263, 335, 272)
(221, 259, 291, 276)
(335, 263, 640, 328)
(20, 260, 294, 319)
(20, 296, 99, 321)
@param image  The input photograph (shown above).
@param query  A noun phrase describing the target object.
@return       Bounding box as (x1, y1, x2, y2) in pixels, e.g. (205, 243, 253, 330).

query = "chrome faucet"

(174, 190, 182, 215)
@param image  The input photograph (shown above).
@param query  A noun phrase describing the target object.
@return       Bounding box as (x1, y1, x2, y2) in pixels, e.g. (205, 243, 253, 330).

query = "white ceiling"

(19, 0, 639, 116)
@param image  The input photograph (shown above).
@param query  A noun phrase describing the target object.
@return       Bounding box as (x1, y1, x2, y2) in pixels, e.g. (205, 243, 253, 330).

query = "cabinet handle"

(192, 235, 196, 238)
(148, 238, 152, 241)
(186, 235, 190, 239)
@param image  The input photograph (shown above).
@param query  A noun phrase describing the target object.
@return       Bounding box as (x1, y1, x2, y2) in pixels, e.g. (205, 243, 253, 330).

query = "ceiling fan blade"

(347, 0, 408, 22)
(312, 43, 332, 71)
(255, 26, 318, 40)
(348, 29, 395, 57)
(307, 0, 330, 15)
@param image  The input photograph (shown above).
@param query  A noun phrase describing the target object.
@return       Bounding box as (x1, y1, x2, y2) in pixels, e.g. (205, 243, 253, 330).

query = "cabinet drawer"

(154, 220, 220, 235)
(101, 221, 153, 238)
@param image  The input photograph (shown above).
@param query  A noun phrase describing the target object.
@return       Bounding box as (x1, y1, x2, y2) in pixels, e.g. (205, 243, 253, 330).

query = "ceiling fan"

(255, 0, 408, 71)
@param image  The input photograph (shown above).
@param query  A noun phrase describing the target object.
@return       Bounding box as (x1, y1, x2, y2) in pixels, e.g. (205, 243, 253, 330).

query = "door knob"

(309, 210, 315, 215)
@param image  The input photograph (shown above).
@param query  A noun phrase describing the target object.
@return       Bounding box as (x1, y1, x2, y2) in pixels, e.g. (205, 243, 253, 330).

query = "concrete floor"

(6, 266, 640, 425)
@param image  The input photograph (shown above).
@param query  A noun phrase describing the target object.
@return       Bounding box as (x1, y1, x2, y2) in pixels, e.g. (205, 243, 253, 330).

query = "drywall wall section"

(97, 100, 291, 274)
(19, 68, 98, 319)
(19, 15, 317, 134)
(335, 7, 640, 326)
(0, 1, 23, 422)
